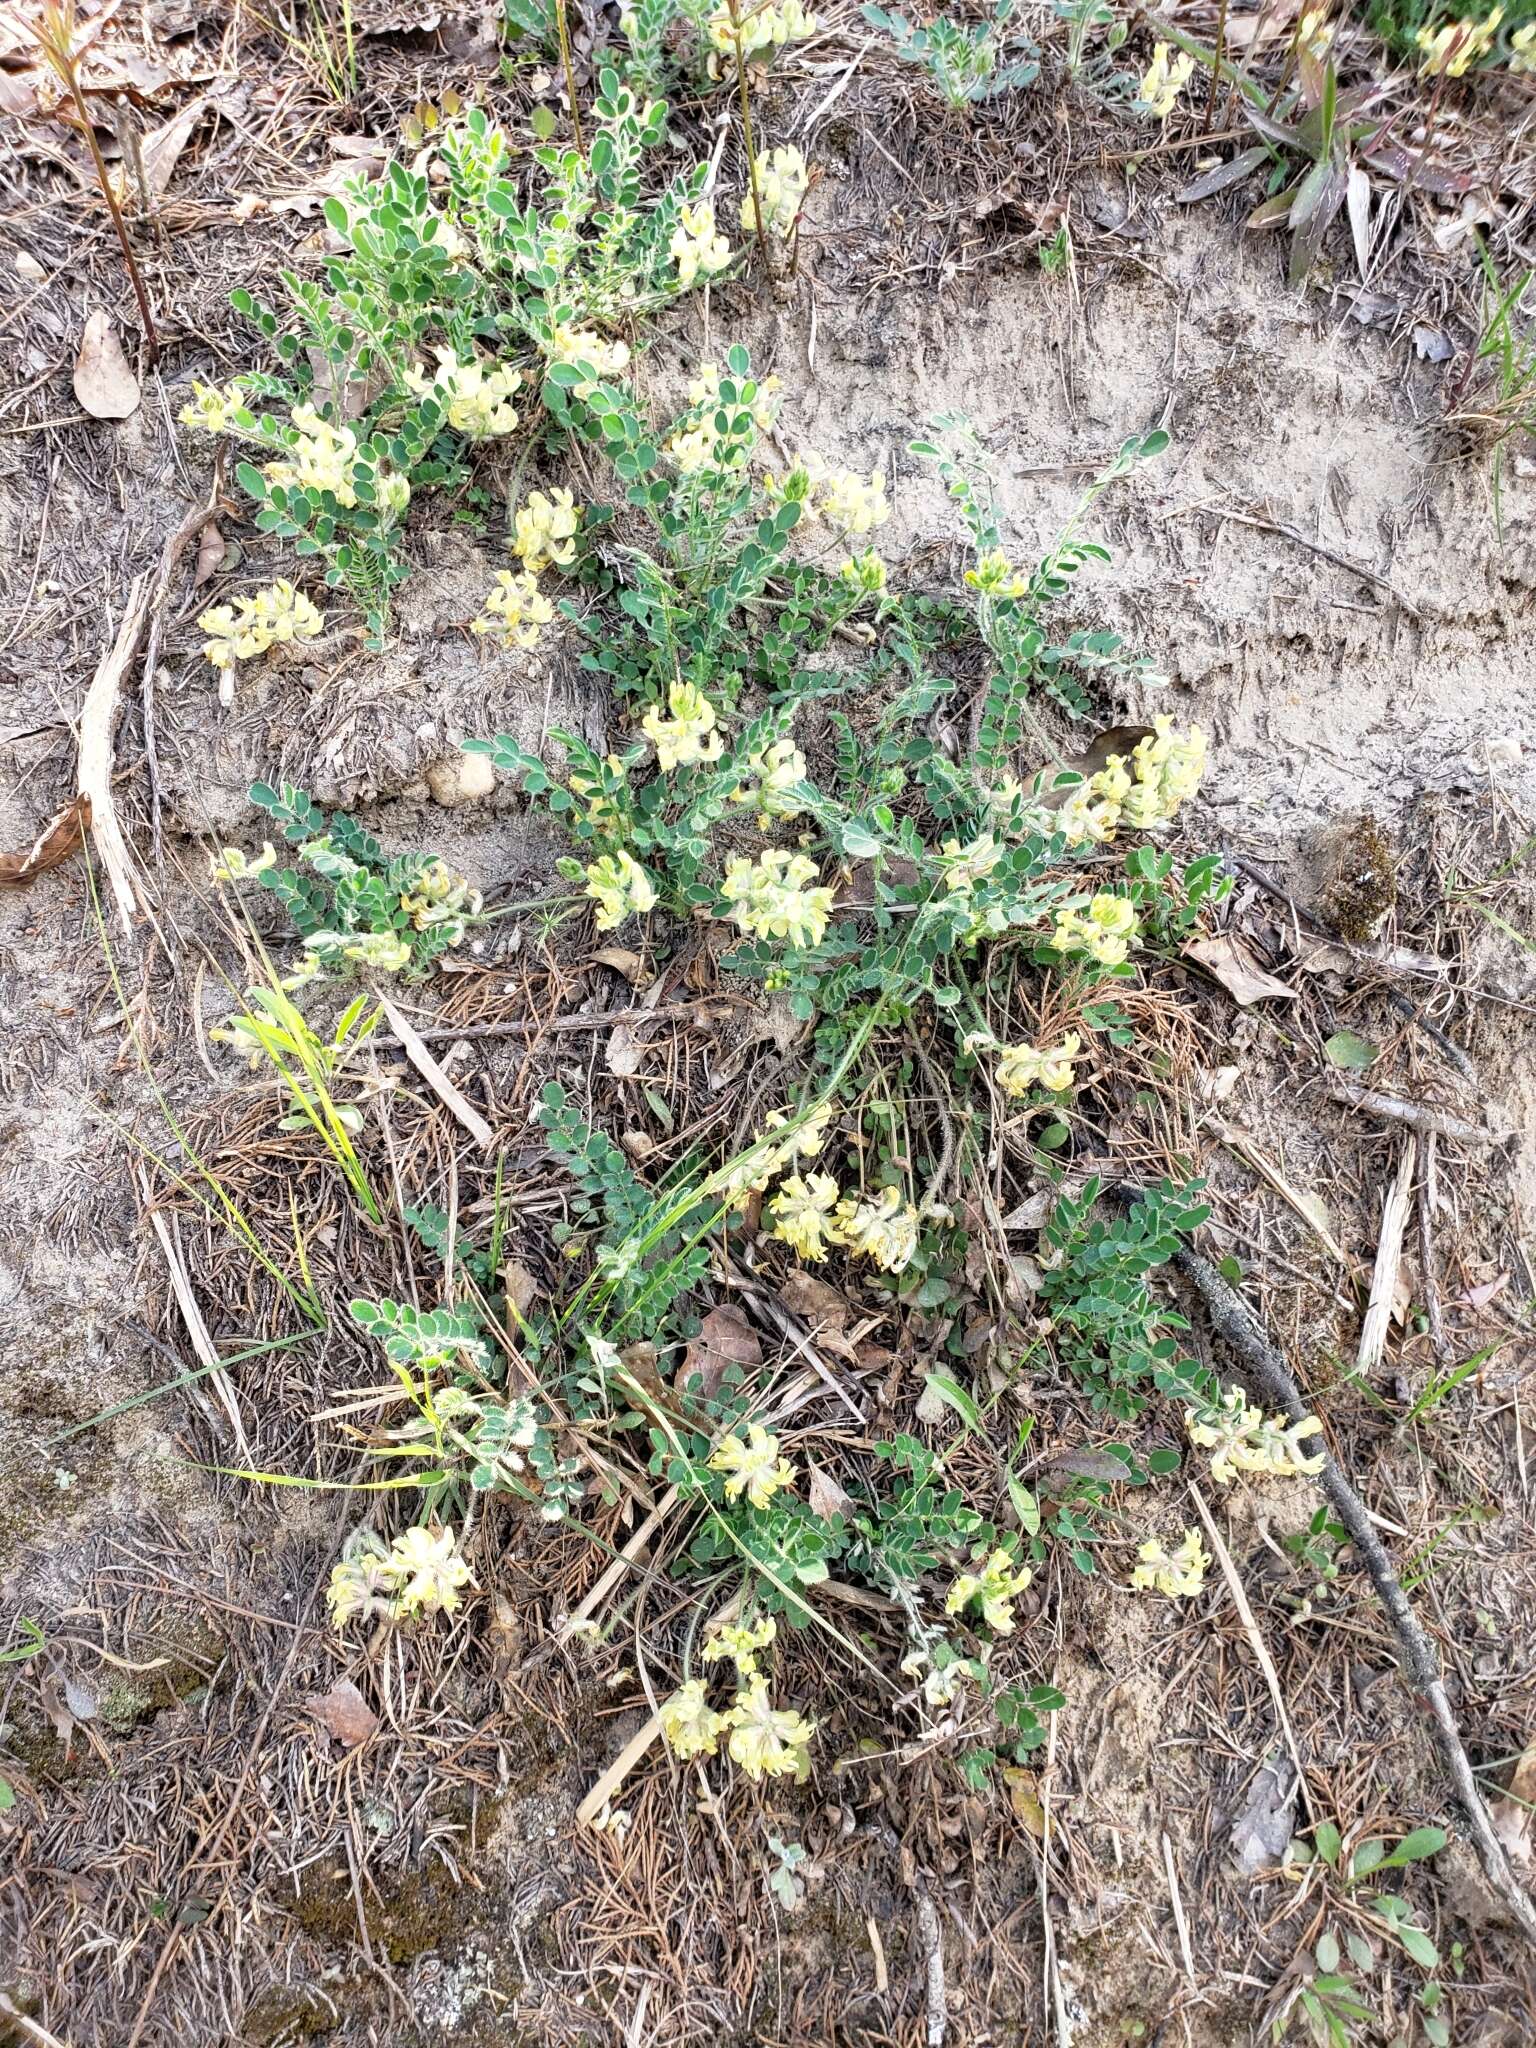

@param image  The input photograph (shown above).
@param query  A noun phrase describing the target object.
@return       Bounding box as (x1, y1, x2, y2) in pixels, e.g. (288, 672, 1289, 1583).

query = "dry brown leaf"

(503, 1258, 541, 1318)
(1002, 1766, 1047, 1838)
(592, 946, 648, 983)
(777, 1268, 851, 1335)
(807, 1460, 853, 1523)
(194, 520, 226, 585)
(1492, 1743, 1536, 1869)
(0, 796, 91, 886)
(1184, 931, 1297, 1006)
(271, 148, 385, 217)
(304, 1678, 378, 1748)
(74, 310, 140, 419)
(605, 1020, 643, 1078)
(680, 1305, 762, 1402)
(139, 92, 213, 198)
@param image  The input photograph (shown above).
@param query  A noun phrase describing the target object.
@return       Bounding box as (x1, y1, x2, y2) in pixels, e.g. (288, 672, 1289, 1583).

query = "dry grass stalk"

(1355, 1135, 1417, 1379)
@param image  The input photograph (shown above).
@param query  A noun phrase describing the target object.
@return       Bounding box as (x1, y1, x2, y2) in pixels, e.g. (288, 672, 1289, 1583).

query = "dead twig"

(1355, 1136, 1418, 1378)
(1215, 503, 1422, 619)
(1326, 1079, 1496, 1146)
(1173, 1237, 1536, 1946)
(1417, 1131, 1452, 1365)
(78, 574, 156, 943)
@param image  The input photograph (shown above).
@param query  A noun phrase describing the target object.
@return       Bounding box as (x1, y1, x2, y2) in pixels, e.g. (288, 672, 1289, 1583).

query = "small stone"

(1487, 736, 1523, 771)
(425, 751, 496, 806)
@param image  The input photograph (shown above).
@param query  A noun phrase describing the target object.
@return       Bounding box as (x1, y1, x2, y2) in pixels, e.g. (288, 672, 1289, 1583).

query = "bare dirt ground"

(3, 6, 1536, 2046)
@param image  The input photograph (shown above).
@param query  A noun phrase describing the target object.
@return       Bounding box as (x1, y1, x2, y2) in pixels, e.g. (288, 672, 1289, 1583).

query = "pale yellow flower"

(837, 550, 888, 595)
(741, 145, 810, 239)
(660, 1677, 729, 1759)
(1052, 892, 1140, 968)
(547, 322, 631, 381)
(964, 547, 1027, 599)
(724, 1675, 815, 1781)
(511, 487, 581, 574)
(569, 754, 629, 828)
(1513, 20, 1536, 69)
(669, 199, 732, 289)
(706, 0, 818, 67)
(642, 680, 723, 771)
(721, 849, 836, 949)
(341, 931, 413, 973)
(945, 1547, 1033, 1634)
(179, 378, 247, 433)
(325, 1531, 398, 1628)
(1139, 40, 1195, 116)
(1118, 717, 1207, 829)
(701, 1613, 777, 1679)
(405, 349, 522, 437)
(471, 569, 555, 651)
(1417, 6, 1501, 74)
(768, 1172, 842, 1261)
(709, 1422, 797, 1509)
(199, 581, 324, 674)
(388, 1524, 473, 1618)
(834, 1184, 919, 1274)
(941, 833, 1004, 895)
(995, 1032, 1082, 1097)
(815, 464, 890, 535)
(1186, 1386, 1326, 1485)
(732, 737, 808, 826)
(1129, 1528, 1210, 1599)
(584, 849, 657, 930)
(208, 842, 278, 884)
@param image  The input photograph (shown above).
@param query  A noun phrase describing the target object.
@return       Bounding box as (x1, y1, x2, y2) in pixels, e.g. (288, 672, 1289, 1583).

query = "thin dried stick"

(1327, 1079, 1495, 1147)
(1174, 1237, 1536, 1945)
(1356, 1136, 1418, 1378)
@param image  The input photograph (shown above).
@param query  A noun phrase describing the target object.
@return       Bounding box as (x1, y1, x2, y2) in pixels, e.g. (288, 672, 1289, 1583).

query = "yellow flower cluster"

(326, 1523, 473, 1629)
(722, 848, 836, 949)
(659, 1607, 815, 1780)
(1049, 717, 1207, 848)
(584, 848, 658, 930)
(399, 858, 482, 934)
(709, 1422, 797, 1509)
(815, 462, 890, 536)
(1417, 5, 1500, 73)
(471, 569, 555, 651)
(741, 144, 810, 239)
(945, 1547, 1033, 1634)
(706, 0, 818, 69)
(718, 1099, 834, 1212)
(1129, 1528, 1210, 1599)
(1514, 21, 1536, 69)
(834, 1184, 920, 1273)
(547, 322, 631, 381)
(405, 349, 523, 438)
(1052, 892, 1139, 967)
(837, 550, 888, 595)
(1139, 40, 1195, 116)
(767, 1171, 841, 1259)
(262, 403, 363, 504)
(995, 1032, 1082, 1097)
(511, 487, 581, 574)
(964, 548, 1028, 599)
(199, 581, 324, 685)
(669, 199, 733, 289)
(1186, 1386, 1326, 1486)
(642, 680, 724, 770)
(732, 737, 808, 826)
(179, 378, 249, 433)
